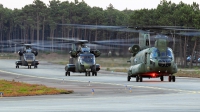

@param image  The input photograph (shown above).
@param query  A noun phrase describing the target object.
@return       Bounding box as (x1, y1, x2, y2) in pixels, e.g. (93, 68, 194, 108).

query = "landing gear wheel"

(136, 75, 139, 82)
(172, 76, 175, 82)
(16, 65, 19, 68)
(168, 76, 172, 82)
(65, 72, 70, 76)
(92, 72, 97, 76)
(34, 65, 37, 68)
(85, 72, 91, 76)
(127, 76, 131, 81)
(160, 76, 164, 81)
(95, 72, 97, 76)
(139, 76, 143, 82)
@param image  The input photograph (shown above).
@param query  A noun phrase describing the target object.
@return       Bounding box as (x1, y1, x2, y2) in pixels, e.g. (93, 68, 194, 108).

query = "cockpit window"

(80, 55, 95, 64)
(24, 53, 35, 60)
(150, 48, 173, 59)
(81, 47, 90, 52)
(26, 49, 32, 53)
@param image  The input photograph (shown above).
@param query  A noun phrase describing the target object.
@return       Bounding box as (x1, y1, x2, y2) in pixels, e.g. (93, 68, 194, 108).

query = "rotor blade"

(58, 24, 127, 29)
(48, 37, 79, 41)
(91, 38, 137, 43)
(58, 23, 145, 33)
(87, 44, 120, 49)
(176, 31, 200, 36)
(131, 26, 197, 30)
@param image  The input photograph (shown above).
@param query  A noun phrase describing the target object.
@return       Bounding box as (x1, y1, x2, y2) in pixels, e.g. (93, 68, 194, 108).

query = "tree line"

(0, 0, 200, 68)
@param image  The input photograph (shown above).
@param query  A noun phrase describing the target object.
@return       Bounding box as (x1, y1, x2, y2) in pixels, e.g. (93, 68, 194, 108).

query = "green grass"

(96, 57, 130, 67)
(175, 70, 200, 78)
(113, 68, 128, 73)
(0, 79, 73, 97)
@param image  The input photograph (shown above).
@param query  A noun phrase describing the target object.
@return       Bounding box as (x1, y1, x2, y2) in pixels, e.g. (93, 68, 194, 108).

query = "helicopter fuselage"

(16, 52, 39, 69)
(65, 53, 100, 76)
(128, 47, 177, 80)
(64, 39, 101, 76)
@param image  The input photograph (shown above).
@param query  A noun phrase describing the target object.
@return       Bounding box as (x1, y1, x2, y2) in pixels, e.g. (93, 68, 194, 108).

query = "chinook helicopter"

(126, 26, 200, 82)
(52, 38, 101, 76)
(127, 31, 177, 82)
(15, 44, 39, 69)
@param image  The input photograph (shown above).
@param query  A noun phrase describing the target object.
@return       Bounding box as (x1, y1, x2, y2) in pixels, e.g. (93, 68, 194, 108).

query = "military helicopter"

(127, 31, 178, 82)
(126, 26, 200, 82)
(15, 44, 39, 69)
(52, 38, 101, 76)
(6, 39, 39, 69)
(58, 24, 198, 82)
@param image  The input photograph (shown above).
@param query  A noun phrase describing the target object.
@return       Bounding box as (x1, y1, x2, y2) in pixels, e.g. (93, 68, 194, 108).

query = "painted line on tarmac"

(0, 70, 61, 80)
(0, 69, 199, 94)
(0, 92, 194, 103)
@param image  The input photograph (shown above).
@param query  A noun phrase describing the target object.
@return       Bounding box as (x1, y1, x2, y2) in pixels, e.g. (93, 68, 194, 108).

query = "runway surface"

(0, 59, 200, 112)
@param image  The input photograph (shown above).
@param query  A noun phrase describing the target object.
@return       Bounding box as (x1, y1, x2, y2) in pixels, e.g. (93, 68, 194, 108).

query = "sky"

(0, 0, 200, 10)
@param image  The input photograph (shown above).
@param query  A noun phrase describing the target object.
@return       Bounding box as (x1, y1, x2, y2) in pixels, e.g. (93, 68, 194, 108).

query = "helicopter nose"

(26, 60, 33, 66)
(158, 59, 171, 67)
(81, 63, 95, 71)
(82, 63, 92, 69)
(25, 58, 34, 61)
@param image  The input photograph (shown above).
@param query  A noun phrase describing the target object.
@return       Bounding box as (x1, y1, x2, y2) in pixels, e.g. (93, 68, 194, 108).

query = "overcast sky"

(1, 0, 200, 10)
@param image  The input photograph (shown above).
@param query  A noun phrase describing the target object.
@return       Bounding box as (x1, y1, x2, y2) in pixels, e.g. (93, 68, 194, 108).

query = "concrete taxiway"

(0, 59, 200, 112)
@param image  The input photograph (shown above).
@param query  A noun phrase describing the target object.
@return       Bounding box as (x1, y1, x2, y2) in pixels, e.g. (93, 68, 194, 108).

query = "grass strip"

(0, 79, 73, 97)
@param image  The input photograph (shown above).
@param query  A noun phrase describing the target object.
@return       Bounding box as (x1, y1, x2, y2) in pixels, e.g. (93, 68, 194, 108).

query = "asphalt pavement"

(0, 59, 200, 112)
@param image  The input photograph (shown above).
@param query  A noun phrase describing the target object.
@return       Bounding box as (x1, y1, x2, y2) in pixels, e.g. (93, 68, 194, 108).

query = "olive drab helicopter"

(52, 37, 101, 76)
(58, 24, 197, 82)
(66, 40, 101, 76)
(126, 26, 200, 82)
(16, 44, 39, 69)
(127, 31, 178, 82)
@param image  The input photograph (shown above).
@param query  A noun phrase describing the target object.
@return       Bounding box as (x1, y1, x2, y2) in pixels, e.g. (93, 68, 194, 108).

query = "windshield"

(24, 53, 35, 60)
(80, 47, 90, 52)
(80, 55, 95, 64)
(150, 48, 173, 59)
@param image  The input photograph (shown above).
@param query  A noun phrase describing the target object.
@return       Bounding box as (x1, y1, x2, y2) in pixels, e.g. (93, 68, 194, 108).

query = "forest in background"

(0, 0, 200, 68)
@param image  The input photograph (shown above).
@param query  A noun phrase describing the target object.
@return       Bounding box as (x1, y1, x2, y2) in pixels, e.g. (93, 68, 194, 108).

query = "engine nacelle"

(128, 45, 140, 56)
(128, 45, 140, 53)
(90, 50, 101, 57)
(18, 51, 23, 56)
(65, 64, 75, 72)
(32, 51, 38, 56)
(96, 64, 100, 71)
(69, 50, 78, 58)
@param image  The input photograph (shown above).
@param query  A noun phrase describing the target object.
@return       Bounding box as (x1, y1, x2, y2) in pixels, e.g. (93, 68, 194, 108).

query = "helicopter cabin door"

(145, 52, 150, 72)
